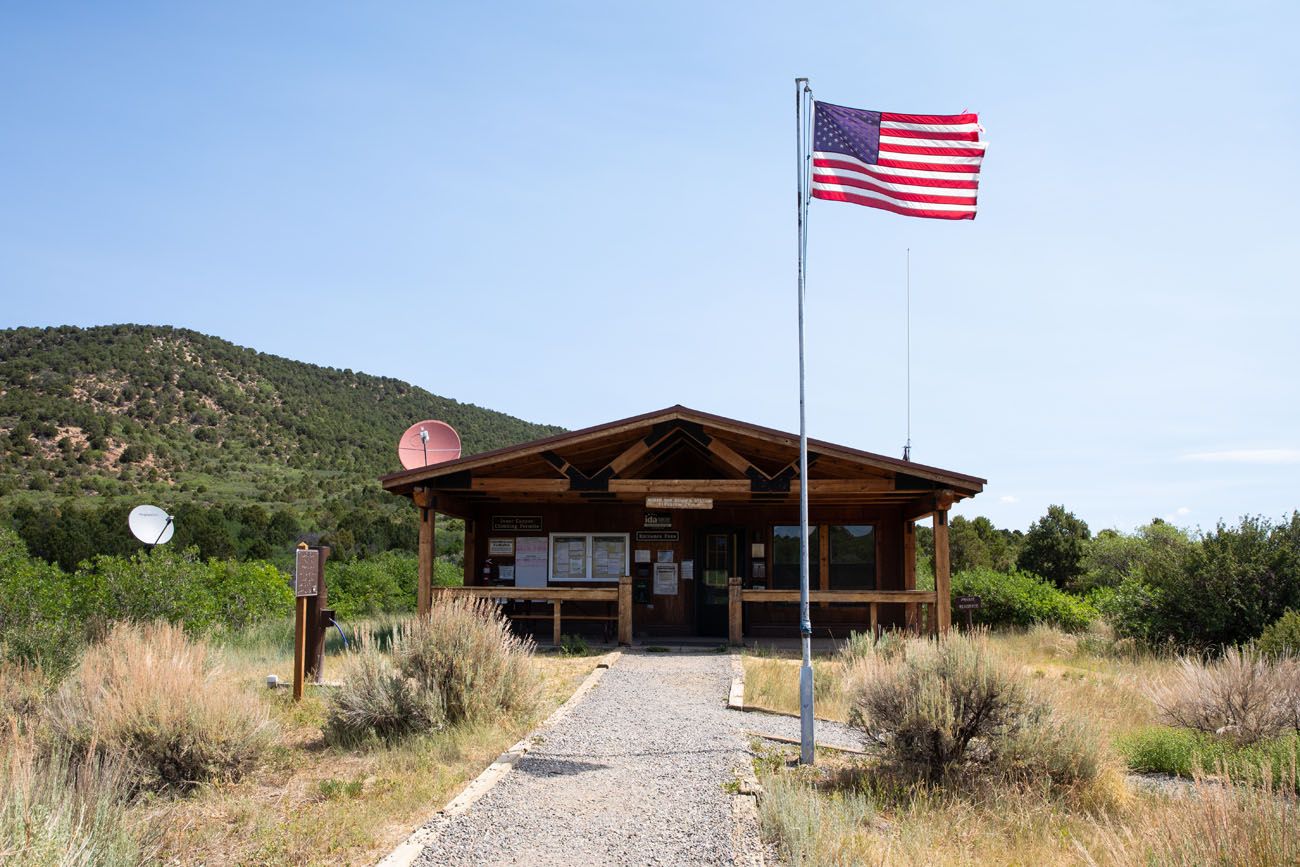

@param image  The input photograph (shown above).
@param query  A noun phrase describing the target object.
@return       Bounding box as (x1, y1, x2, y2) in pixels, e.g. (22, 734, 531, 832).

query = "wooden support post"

(293, 596, 307, 701)
(870, 602, 878, 639)
(934, 509, 952, 635)
(617, 575, 632, 645)
(414, 489, 434, 617)
(552, 600, 562, 647)
(728, 576, 743, 646)
(903, 520, 916, 591)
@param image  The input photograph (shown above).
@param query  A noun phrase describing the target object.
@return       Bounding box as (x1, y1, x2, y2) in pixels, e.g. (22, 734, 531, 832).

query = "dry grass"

(134, 638, 596, 866)
(45, 622, 275, 791)
(0, 728, 155, 866)
(744, 625, 1169, 741)
(753, 629, 1300, 866)
(759, 747, 1299, 866)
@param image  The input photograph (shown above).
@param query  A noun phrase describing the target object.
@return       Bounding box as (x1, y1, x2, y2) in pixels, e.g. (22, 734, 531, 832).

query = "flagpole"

(795, 75, 815, 766)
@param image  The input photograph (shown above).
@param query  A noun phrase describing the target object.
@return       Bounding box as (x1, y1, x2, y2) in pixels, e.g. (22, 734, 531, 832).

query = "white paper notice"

(653, 562, 678, 595)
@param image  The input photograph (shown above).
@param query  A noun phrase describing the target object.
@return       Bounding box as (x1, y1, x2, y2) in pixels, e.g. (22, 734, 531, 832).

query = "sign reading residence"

(645, 497, 713, 510)
(955, 595, 982, 611)
(491, 515, 543, 533)
(635, 530, 680, 542)
(294, 548, 320, 597)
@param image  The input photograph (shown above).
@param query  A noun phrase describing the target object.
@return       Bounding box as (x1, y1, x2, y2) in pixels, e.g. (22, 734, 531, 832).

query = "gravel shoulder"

(411, 651, 760, 867)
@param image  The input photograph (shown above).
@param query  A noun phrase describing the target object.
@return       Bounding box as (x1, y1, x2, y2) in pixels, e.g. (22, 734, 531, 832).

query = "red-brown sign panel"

(295, 548, 320, 597)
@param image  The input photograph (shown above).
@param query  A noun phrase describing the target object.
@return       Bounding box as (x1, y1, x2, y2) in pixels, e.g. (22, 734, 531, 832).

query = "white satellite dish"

(129, 504, 175, 546)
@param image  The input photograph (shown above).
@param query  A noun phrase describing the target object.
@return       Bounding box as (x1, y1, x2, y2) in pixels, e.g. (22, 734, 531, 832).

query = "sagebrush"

(846, 631, 1106, 788)
(45, 622, 275, 791)
(326, 597, 538, 743)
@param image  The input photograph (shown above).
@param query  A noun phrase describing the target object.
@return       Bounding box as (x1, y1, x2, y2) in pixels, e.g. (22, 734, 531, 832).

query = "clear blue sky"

(3, 1, 1297, 534)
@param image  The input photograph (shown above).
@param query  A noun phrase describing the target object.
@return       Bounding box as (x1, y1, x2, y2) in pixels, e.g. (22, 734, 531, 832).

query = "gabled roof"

(381, 405, 983, 511)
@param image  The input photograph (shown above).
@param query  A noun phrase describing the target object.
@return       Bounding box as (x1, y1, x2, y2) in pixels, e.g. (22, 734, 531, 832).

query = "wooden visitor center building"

(381, 406, 984, 644)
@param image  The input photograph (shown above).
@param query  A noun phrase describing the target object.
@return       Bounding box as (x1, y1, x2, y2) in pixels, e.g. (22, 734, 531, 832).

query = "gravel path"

(412, 652, 758, 867)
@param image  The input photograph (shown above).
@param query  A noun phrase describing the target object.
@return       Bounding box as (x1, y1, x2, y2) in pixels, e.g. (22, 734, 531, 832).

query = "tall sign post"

(292, 543, 330, 701)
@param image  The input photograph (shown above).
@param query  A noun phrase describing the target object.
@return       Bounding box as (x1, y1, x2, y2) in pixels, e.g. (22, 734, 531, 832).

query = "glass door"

(696, 529, 738, 636)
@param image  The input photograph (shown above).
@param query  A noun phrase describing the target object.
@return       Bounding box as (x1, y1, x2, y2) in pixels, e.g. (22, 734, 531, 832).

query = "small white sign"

(657, 550, 674, 564)
(681, 559, 694, 580)
(635, 549, 652, 564)
(653, 562, 678, 595)
(488, 538, 515, 556)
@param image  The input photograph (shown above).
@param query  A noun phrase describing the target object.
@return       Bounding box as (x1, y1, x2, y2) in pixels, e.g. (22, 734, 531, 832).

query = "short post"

(870, 601, 878, 639)
(617, 575, 632, 645)
(552, 599, 563, 647)
(728, 576, 743, 646)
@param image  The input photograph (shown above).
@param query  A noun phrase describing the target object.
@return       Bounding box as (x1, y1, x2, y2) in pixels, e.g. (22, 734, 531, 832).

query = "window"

(772, 525, 819, 590)
(828, 525, 875, 589)
(548, 532, 628, 582)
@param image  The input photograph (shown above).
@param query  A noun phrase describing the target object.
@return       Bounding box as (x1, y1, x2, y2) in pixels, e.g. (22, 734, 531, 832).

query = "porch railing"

(433, 577, 632, 646)
(727, 576, 941, 645)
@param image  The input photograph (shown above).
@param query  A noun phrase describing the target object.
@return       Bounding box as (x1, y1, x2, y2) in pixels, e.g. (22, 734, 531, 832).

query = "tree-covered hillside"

(0, 324, 563, 566)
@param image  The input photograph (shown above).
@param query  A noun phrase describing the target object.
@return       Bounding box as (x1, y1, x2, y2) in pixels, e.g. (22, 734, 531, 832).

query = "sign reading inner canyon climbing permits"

(491, 516, 543, 533)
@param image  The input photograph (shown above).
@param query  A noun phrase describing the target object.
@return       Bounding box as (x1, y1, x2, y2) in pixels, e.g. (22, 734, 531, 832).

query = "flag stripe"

(876, 126, 980, 141)
(879, 142, 987, 158)
(876, 151, 984, 166)
(881, 111, 978, 126)
(879, 135, 987, 151)
(812, 186, 977, 220)
(881, 120, 981, 134)
(813, 164, 979, 196)
(813, 154, 981, 186)
(812, 172, 978, 205)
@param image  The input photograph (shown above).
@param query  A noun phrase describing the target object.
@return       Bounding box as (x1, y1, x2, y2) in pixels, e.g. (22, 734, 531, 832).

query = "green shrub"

(325, 598, 539, 743)
(0, 528, 82, 673)
(324, 650, 443, 745)
(394, 598, 538, 725)
(71, 547, 291, 637)
(950, 567, 1096, 632)
(846, 631, 1102, 787)
(1104, 514, 1300, 649)
(326, 552, 461, 620)
(46, 622, 275, 792)
(559, 633, 590, 656)
(838, 630, 902, 664)
(1119, 726, 1300, 792)
(1260, 609, 1300, 659)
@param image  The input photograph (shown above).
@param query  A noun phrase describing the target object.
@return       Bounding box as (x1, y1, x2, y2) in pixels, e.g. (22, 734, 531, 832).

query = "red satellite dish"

(398, 419, 462, 470)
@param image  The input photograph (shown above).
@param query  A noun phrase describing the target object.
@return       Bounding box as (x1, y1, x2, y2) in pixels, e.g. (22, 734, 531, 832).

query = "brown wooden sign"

(645, 496, 713, 510)
(294, 548, 320, 597)
(491, 515, 543, 532)
(955, 595, 982, 611)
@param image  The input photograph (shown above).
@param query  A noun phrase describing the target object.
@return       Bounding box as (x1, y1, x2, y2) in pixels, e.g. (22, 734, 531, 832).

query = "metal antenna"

(420, 426, 429, 466)
(903, 247, 912, 462)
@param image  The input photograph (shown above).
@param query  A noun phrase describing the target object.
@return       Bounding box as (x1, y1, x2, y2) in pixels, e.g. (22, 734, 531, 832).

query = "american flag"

(811, 102, 986, 220)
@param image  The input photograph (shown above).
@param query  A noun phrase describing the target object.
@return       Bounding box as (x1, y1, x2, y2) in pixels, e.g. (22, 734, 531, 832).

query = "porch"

(382, 405, 983, 643)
